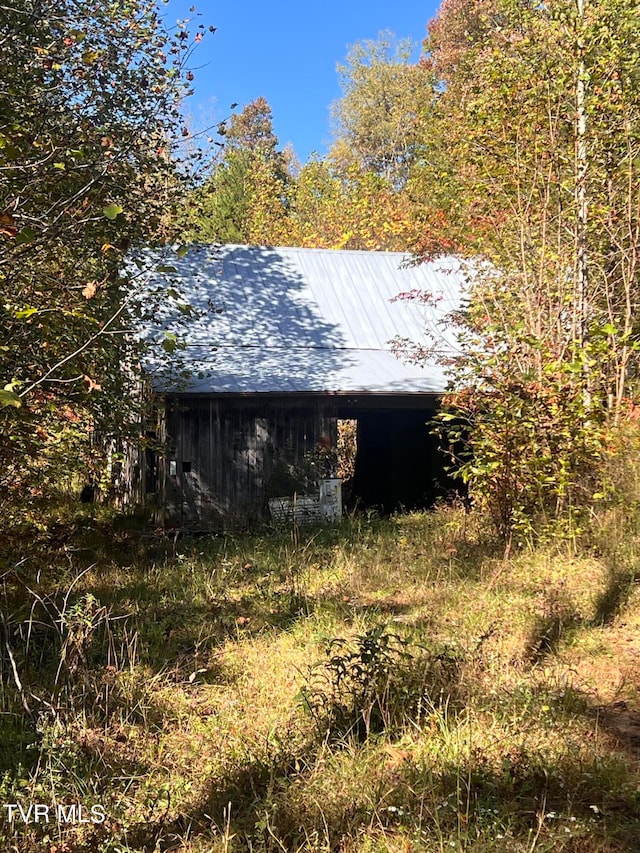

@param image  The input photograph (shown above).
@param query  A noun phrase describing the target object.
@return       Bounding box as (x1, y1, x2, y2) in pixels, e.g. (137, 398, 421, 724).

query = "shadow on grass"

(1, 511, 499, 771)
(81, 712, 640, 853)
(8, 635, 640, 852)
(592, 563, 640, 625)
(526, 611, 583, 665)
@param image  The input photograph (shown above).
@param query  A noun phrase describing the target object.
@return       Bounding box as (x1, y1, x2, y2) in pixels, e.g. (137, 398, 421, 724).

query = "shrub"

(300, 625, 460, 739)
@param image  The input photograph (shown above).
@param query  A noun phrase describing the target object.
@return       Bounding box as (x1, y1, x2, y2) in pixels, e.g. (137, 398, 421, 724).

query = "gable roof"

(143, 244, 466, 395)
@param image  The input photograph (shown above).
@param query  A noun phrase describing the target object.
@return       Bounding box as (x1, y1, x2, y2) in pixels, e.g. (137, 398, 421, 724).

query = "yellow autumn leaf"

(82, 280, 97, 299)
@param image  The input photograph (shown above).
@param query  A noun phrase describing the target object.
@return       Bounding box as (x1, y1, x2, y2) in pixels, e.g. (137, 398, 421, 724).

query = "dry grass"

(1, 503, 640, 851)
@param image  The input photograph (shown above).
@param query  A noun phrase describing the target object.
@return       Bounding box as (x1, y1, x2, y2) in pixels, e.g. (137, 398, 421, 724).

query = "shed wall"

(161, 397, 335, 526)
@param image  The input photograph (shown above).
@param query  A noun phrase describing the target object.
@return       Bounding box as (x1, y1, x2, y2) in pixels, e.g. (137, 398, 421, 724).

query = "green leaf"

(161, 331, 178, 353)
(0, 389, 21, 408)
(13, 306, 38, 319)
(176, 245, 189, 258)
(156, 264, 177, 273)
(15, 226, 35, 245)
(0, 133, 20, 160)
(103, 202, 123, 220)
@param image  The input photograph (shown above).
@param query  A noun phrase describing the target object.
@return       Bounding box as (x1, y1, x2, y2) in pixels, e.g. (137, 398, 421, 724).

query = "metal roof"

(142, 244, 467, 395)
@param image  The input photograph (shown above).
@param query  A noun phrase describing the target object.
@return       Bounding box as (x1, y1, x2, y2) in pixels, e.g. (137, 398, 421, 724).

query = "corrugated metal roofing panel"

(142, 244, 468, 395)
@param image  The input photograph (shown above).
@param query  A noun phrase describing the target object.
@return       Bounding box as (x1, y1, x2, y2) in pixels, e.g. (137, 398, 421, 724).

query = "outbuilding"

(139, 244, 466, 526)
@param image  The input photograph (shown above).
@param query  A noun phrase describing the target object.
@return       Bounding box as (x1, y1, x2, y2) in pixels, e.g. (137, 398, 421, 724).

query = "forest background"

(4, 0, 640, 543)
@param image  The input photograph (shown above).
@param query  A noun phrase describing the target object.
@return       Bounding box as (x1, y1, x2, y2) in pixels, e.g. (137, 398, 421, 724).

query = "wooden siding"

(161, 397, 336, 526)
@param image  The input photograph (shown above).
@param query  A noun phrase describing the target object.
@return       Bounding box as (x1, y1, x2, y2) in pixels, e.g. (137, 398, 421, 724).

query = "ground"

(1, 505, 640, 852)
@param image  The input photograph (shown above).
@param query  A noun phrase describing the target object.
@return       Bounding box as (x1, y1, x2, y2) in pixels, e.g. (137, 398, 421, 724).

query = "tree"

(418, 0, 640, 539)
(329, 31, 435, 189)
(223, 95, 281, 156)
(328, 31, 465, 256)
(0, 0, 207, 514)
(183, 36, 471, 256)
(187, 45, 453, 254)
(285, 159, 418, 251)
(187, 97, 292, 244)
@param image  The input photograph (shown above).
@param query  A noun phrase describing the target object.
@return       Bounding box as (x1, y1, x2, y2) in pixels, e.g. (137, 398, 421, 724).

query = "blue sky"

(162, 0, 442, 164)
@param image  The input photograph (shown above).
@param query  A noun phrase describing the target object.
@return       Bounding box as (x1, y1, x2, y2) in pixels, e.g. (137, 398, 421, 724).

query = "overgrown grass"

(2, 501, 640, 851)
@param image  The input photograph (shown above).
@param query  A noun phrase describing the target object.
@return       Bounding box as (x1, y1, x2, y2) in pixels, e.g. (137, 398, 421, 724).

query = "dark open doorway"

(348, 409, 453, 513)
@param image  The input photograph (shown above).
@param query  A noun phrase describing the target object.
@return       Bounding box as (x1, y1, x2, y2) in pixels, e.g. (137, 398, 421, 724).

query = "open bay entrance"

(334, 398, 455, 514)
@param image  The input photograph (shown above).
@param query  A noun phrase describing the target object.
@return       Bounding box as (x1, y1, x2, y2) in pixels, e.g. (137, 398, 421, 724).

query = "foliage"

(301, 625, 460, 739)
(419, 0, 640, 540)
(439, 374, 607, 544)
(186, 36, 455, 254)
(0, 1, 208, 514)
(329, 31, 435, 189)
(289, 31, 457, 253)
(289, 159, 420, 250)
(337, 418, 357, 481)
(186, 97, 292, 244)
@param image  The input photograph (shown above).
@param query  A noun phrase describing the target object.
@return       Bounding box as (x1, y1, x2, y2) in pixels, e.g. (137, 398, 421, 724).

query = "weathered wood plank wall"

(161, 397, 336, 526)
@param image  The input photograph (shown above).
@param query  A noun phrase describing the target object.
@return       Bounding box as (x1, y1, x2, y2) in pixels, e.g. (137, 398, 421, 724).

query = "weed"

(300, 625, 461, 740)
